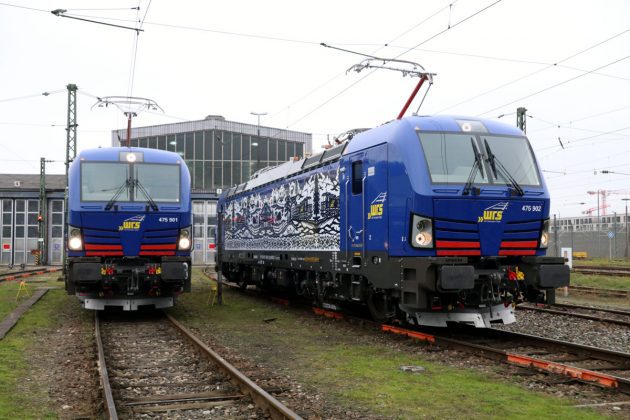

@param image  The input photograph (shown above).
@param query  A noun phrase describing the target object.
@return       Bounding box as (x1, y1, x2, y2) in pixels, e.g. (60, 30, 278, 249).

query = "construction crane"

(587, 189, 630, 215)
(587, 190, 610, 215)
(582, 204, 610, 215)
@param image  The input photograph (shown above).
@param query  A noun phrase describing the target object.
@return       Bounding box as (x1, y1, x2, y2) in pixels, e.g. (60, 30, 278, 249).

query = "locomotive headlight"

(415, 232, 433, 246)
(177, 226, 192, 251)
(68, 226, 83, 251)
(540, 219, 549, 248)
(411, 215, 434, 248)
(119, 151, 144, 162)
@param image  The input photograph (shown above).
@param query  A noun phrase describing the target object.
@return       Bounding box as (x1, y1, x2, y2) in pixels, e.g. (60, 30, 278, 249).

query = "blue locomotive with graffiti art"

(65, 147, 192, 310)
(217, 115, 570, 327)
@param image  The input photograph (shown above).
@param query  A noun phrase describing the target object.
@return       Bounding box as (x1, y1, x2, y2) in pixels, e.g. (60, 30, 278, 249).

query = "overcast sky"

(2, 0, 630, 218)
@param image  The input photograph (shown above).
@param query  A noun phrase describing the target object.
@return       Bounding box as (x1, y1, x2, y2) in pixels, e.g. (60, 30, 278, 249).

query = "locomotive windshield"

(481, 135, 540, 186)
(418, 133, 541, 187)
(81, 162, 180, 203)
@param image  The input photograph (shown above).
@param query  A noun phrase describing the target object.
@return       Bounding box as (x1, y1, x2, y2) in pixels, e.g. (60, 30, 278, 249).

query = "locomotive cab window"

(80, 161, 181, 203)
(135, 163, 181, 203)
(81, 162, 130, 202)
(418, 133, 488, 184)
(352, 161, 363, 194)
(418, 132, 541, 187)
(481, 135, 541, 186)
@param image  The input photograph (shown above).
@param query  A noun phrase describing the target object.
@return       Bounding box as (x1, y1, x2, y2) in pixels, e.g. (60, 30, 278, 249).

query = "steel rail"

(94, 312, 118, 420)
(568, 284, 629, 298)
(516, 304, 630, 327)
(573, 265, 630, 273)
(165, 313, 302, 420)
(0, 267, 62, 282)
(218, 275, 630, 395)
(573, 266, 630, 277)
(382, 325, 630, 394)
(553, 302, 630, 316)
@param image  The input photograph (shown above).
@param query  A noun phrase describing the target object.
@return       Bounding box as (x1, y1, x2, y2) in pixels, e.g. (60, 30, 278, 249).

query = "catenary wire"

(283, 0, 504, 132)
(0, 2, 49, 13)
(437, 28, 630, 114)
(0, 90, 65, 104)
(476, 54, 630, 117)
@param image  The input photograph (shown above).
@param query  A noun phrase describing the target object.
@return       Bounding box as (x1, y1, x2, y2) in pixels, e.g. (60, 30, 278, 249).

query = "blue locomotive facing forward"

(65, 147, 192, 310)
(217, 115, 570, 327)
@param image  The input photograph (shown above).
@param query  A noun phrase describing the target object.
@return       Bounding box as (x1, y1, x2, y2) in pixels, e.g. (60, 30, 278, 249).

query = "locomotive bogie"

(67, 256, 191, 309)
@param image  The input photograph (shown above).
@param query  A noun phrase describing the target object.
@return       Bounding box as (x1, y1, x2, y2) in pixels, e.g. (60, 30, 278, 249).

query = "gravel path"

(495, 310, 630, 353)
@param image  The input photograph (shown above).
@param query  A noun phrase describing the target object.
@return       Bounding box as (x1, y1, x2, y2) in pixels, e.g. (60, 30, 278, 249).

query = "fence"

(548, 227, 630, 259)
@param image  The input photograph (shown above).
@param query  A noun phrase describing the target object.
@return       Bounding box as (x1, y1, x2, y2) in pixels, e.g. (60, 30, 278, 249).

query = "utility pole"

(597, 192, 600, 257)
(250, 112, 266, 176)
(553, 214, 559, 257)
(613, 211, 618, 259)
(516, 107, 527, 133)
(39, 157, 51, 265)
(63, 83, 78, 270)
(624, 198, 630, 259)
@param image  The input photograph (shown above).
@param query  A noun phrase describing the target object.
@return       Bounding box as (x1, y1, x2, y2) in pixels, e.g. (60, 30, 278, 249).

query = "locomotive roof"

(76, 147, 184, 163)
(223, 114, 526, 198)
(408, 114, 523, 136)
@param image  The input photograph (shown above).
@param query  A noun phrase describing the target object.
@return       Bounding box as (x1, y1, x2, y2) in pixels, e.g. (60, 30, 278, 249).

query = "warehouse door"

(47, 200, 64, 265)
(192, 200, 218, 265)
(1, 199, 12, 265)
(12, 199, 40, 266)
(192, 201, 205, 264)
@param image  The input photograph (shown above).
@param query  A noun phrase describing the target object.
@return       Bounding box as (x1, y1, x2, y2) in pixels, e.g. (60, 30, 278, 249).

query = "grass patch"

(173, 277, 603, 419)
(0, 280, 22, 321)
(570, 273, 630, 290)
(0, 285, 66, 418)
(308, 345, 600, 419)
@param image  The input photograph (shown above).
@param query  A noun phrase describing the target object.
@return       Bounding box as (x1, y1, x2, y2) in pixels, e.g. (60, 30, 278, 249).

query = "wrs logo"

(478, 202, 509, 223)
(118, 215, 145, 231)
(368, 192, 387, 220)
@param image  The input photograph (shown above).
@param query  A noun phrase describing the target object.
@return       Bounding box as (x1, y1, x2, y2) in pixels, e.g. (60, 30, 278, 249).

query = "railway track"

(517, 302, 630, 327)
(95, 311, 301, 419)
(573, 265, 630, 277)
(213, 274, 630, 398)
(567, 284, 629, 298)
(382, 325, 630, 394)
(0, 267, 61, 282)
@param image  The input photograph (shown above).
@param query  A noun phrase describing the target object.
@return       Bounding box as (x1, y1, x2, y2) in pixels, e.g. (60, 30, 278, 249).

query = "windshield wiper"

(483, 139, 524, 196)
(104, 178, 131, 210)
(463, 137, 484, 195)
(134, 179, 159, 211)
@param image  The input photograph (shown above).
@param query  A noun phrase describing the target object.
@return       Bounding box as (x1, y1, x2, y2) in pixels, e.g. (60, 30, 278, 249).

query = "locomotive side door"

(363, 145, 388, 258)
(342, 152, 366, 267)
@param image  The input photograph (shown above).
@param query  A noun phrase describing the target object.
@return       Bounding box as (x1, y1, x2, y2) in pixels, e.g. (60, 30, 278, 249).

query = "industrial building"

(112, 115, 312, 266)
(0, 174, 65, 266)
(111, 115, 312, 192)
(0, 116, 312, 267)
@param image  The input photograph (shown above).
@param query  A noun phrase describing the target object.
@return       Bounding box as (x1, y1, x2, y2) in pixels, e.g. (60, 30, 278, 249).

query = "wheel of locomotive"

(236, 267, 250, 291)
(526, 287, 544, 304)
(367, 288, 397, 323)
